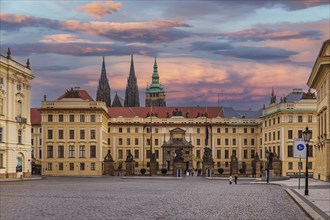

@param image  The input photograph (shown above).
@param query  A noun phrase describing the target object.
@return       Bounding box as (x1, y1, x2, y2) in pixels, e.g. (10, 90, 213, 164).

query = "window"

(127, 127, 130, 133)
(225, 150, 229, 159)
(135, 138, 139, 145)
(269, 119, 271, 126)
(232, 138, 236, 145)
(48, 115, 53, 122)
(265, 121, 267, 127)
(225, 128, 228, 133)
(69, 145, 75, 158)
(47, 129, 53, 140)
(146, 150, 150, 159)
(70, 163, 74, 171)
(233, 128, 236, 133)
(119, 128, 123, 133)
(217, 138, 221, 145)
(108, 138, 110, 145)
(251, 150, 255, 159)
(288, 115, 293, 123)
(58, 145, 64, 158)
(59, 115, 63, 122)
(155, 150, 159, 159)
(217, 128, 221, 133)
(39, 148, 42, 159)
(308, 115, 312, 123)
(251, 128, 255, 133)
(90, 145, 96, 158)
(58, 130, 64, 139)
(244, 139, 247, 145)
(40, 138, 42, 145)
(119, 138, 123, 145)
(225, 162, 229, 167)
(251, 139, 255, 145)
(0, 153, 3, 167)
(80, 115, 85, 122)
(197, 139, 200, 145)
(273, 118, 275, 125)
(126, 138, 131, 145)
(155, 128, 159, 133)
(288, 162, 293, 170)
(0, 127, 2, 142)
(80, 163, 85, 171)
(79, 145, 86, 158)
(69, 130, 74, 139)
(91, 163, 96, 171)
(118, 149, 123, 159)
(278, 117, 280, 124)
(273, 132, 275, 141)
(308, 162, 312, 169)
(244, 149, 248, 159)
(155, 139, 159, 146)
(288, 130, 293, 139)
(265, 133, 267, 142)
(134, 149, 139, 159)
(244, 128, 247, 133)
(268, 133, 271, 141)
(288, 145, 293, 157)
(308, 146, 313, 157)
(48, 163, 52, 171)
(298, 115, 302, 123)
(40, 128, 42, 133)
(135, 128, 139, 133)
(278, 131, 280, 140)
(47, 146, 53, 158)
(217, 149, 221, 159)
(80, 130, 85, 139)
(197, 128, 200, 133)
(59, 163, 63, 171)
(91, 115, 96, 122)
(232, 149, 236, 156)
(69, 115, 74, 122)
(196, 149, 201, 158)
(298, 130, 303, 139)
(147, 139, 150, 146)
(90, 130, 95, 139)
(225, 139, 229, 145)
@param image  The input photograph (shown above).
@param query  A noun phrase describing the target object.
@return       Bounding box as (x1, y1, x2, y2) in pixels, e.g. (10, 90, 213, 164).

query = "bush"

(239, 168, 244, 174)
(161, 168, 167, 175)
(218, 168, 224, 174)
(140, 168, 146, 174)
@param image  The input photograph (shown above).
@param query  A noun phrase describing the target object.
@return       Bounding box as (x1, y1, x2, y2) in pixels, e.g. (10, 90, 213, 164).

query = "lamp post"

(303, 126, 312, 196)
(265, 150, 269, 183)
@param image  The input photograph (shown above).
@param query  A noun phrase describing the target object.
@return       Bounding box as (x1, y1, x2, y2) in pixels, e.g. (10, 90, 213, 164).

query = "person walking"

(229, 175, 233, 185)
(234, 175, 238, 184)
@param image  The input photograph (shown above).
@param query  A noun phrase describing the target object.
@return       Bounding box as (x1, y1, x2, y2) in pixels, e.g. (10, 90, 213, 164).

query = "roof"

(285, 91, 303, 103)
(108, 107, 224, 118)
(31, 108, 41, 125)
(223, 107, 262, 119)
(112, 93, 124, 107)
(56, 89, 94, 101)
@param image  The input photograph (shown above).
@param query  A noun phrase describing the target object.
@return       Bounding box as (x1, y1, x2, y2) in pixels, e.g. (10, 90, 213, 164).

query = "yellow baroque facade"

(307, 39, 330, 181)
(39, 88, 109, 176)
(0, 50, 34, 178)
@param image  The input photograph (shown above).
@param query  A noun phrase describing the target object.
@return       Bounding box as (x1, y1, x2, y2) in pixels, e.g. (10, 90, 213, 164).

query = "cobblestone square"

(0, 177, 309, 220)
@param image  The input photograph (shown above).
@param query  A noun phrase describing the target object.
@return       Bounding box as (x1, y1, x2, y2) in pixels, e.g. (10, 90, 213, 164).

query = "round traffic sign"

(297, 144, 305, 151)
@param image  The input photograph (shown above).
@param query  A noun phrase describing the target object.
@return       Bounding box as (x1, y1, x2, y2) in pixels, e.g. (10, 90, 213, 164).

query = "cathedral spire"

(96, 57, 111, 107)
(270, 87, 276, 104)
(146, 57, 166, 107)
(124, 54, 140, 107)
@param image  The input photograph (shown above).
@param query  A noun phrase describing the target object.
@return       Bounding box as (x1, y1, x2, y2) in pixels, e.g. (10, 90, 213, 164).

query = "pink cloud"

(76, 1, 121, 18)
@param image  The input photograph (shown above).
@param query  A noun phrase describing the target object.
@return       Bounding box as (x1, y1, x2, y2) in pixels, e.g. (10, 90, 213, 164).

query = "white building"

(0, 49, 34, 178)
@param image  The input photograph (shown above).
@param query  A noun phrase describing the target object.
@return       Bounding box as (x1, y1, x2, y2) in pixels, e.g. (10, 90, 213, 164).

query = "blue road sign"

(297, 144, 305, 151)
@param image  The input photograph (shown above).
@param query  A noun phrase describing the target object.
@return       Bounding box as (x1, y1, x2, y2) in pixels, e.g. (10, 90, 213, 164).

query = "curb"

(285, 188, 327, 220)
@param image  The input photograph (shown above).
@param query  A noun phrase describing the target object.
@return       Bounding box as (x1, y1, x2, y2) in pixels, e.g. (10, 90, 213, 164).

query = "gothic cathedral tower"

(124, 55, 140, 107)
(96, 57, 111, 107)
(145, 57, 166, 107)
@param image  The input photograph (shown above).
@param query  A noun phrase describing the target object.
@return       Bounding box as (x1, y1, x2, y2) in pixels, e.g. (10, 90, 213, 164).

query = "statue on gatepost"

(103, 150, 115, 176)
(125, 152, 135, 176)
(271, 152, 282, 177)
(252, 152, 261, 178)
(230, 153, 238, 175)
(202, 147, 214, 176)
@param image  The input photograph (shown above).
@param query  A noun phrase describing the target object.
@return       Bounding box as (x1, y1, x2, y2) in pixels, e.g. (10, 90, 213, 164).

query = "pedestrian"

(191, 169, 194, 177)
(234, 175, 238, 184)
(229, 175, 233, 185)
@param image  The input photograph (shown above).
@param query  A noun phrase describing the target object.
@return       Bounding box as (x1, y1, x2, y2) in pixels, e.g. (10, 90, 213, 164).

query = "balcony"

(16, 115, 27, 124)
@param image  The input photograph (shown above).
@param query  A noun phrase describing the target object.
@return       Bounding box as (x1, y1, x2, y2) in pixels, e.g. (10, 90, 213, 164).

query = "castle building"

(262, 88, 317, 177)
(38, 87, 109, 176)
(145, 58, 166, 107)
(124, 55, 140, 107)
(307, 39, 330, 181)
(0, 48, 34, 178)
(96, 57, 111, 107)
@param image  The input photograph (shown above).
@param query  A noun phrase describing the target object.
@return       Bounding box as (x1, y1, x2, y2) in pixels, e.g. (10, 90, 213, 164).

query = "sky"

(1, 0, 329, 110)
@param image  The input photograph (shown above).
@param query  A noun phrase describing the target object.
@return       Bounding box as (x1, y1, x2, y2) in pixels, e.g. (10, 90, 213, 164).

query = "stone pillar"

(272, 160, 282, 177)
(125, 160, 135, 176)
(230, 161, 238, 176)
(104, 160, 115, 176)
(149, 153, 158, 176)
(255, 161, 261, 178)
(202, 162, 214, 176)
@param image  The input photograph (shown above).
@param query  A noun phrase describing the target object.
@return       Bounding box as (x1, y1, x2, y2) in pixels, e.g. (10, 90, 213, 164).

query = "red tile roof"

(108, 107, 224, 118)
(57, 90, 94, 101)
(31, 108, 41, 125)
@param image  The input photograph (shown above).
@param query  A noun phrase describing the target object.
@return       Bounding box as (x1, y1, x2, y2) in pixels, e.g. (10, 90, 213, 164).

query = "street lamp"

(303, 126, 312, 196)
(265, 150, 269, 183)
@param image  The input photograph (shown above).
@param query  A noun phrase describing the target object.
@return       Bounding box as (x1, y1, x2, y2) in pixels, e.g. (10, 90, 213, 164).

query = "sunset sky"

(1, 0, 329, 109)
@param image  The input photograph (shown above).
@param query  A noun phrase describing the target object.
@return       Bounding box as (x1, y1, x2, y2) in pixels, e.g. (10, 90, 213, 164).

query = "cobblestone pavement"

(0, 177, 309, 220)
